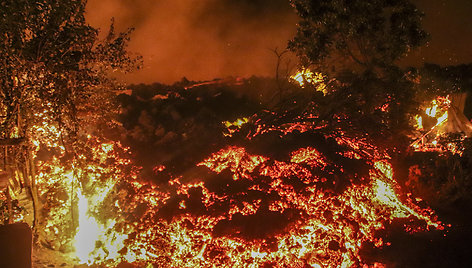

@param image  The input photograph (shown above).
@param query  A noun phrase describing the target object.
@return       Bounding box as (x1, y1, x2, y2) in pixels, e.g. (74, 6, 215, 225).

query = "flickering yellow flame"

(417, 96, 450, 129)
(74, 188, 100, 263)
(414, 115, 423, 130)
(74, 184, 129, 265)
(223, 117, 249, 137)
(411, 95, 452, 152)
(291, 69, 314, 86)
(436, 111, 448, 126)
(425, 100, 438, 117)
(224, 117, 249, 128)
(290, 69, 327, 94)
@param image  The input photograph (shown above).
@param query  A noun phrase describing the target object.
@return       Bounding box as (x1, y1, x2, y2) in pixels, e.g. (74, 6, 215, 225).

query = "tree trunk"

(1, 149, 12, 225)
(4, 189, 12, 225)
(26, 151, 40, 231)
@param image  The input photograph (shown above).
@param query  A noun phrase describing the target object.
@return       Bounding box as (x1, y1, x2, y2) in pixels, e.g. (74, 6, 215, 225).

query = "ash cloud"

(86, 0, 472, 85)
(86, 0, 298, 84)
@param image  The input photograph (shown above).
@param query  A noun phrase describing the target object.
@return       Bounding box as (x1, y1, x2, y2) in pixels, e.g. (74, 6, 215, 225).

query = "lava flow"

(3, 77, 445, 267)
(99, 111, 442, 267)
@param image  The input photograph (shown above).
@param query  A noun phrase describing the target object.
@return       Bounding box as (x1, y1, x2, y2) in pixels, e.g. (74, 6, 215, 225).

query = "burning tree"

(288, 0, 431, 150)
(0, 0, 140, 245)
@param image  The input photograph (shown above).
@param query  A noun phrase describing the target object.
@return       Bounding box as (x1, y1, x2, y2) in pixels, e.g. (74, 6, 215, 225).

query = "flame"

(416, 96, 450, 129)
(74, 187, 101, 263)
(290, 69, 327, 94)
(411, 95, 453, 152)
(425, 100, 438, 117)
(223, 117, 249, 137)
(224, 117, 249, 128)
(414, 115, 423, 130)
(73, 179, 128, 264)
(436, 111, 448, 125)
(33, 133, 137, 265)
(12, 88, 444, 267)
(111, 143, 441, 267)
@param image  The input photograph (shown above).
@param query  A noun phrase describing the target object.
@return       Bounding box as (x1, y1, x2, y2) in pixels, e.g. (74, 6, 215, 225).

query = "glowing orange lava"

(11, 91, 444, 267)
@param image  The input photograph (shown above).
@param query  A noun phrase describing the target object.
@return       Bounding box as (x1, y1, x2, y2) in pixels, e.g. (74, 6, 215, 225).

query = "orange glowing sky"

(85, 0, 472, 85)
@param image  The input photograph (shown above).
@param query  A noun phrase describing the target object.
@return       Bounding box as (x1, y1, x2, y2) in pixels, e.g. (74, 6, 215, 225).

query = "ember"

(290, 69, 328, 94)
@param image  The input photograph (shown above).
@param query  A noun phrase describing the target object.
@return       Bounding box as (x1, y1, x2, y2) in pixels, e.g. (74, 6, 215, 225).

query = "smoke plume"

(86, 0, 298, 84)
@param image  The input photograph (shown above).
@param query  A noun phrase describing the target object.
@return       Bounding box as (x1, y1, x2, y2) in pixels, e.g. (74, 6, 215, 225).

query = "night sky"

(85, 0, 472, 84)
(406, 0, 472, 66)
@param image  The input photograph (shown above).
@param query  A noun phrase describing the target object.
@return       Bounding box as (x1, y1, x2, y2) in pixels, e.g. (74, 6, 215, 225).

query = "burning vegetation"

(3, 70, 472, 267)
(1, 0, 472, 268)
(5, 73, 454, 267)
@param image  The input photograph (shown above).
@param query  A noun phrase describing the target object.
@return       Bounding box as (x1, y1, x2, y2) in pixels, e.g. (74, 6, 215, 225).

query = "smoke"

(402, 0, 472, 67)
(86, 0, 298, 84)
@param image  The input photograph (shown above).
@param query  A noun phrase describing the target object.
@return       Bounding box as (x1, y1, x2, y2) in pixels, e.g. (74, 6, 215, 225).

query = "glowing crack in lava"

(118, 127, 442, 267)
(32, 99, 443, 267)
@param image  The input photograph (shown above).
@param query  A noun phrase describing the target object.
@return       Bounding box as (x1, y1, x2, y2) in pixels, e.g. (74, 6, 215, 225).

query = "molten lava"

(2, 85, 446, 267)
(106, 111, 443, 267)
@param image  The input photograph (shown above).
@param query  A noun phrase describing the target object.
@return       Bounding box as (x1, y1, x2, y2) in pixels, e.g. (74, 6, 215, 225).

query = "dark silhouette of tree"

(288, 0, 430, 151)
(289, 0, 427, 74)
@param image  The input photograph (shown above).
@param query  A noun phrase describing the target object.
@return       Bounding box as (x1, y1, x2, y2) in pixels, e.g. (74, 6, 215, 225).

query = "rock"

(0, 222, 32, 268)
